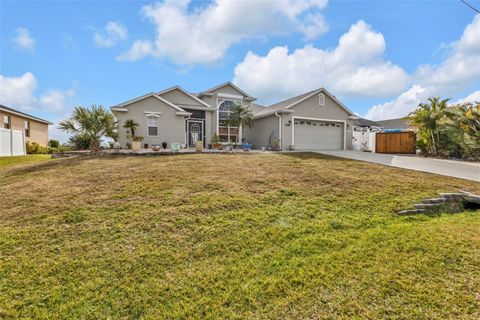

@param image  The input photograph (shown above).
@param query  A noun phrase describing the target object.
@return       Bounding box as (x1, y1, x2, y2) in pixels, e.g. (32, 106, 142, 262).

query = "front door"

(187, 120, 204, 147)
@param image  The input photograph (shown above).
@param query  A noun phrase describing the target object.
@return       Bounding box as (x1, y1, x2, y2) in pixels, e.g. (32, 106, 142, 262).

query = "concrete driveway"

(314, 150, 480, 182)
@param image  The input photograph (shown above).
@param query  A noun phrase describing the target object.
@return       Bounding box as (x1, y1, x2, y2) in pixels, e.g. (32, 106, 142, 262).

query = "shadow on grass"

(1, 155, 98, 178)
(280, 151, 355, 162)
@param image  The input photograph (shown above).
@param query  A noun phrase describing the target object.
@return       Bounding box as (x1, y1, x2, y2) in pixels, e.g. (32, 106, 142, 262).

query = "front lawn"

(0, 154, 51, 168)
(0, 153, 479, 319)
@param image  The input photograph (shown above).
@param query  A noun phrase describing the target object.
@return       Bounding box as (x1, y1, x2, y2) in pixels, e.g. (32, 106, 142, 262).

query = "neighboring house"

(111, 83, 357, 150)
(0, 104, 52, 146)
(353, 118, 381, 131)
(376, 117, 412, 130)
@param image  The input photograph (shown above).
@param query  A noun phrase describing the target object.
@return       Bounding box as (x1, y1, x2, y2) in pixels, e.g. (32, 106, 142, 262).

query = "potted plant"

(212, 133, 221, 149)
(131, 136, 144, 151)
(151, 144, 161, 151)
(162, 141, 167, 149)
(123, 119, 142, 150)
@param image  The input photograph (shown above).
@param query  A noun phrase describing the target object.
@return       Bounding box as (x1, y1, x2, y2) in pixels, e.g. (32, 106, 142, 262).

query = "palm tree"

(123, 119, 140, 139)
(228, 103, 254, 145)
(409, 97, 449, 156)
(448, 101, 480, 149)
(59, 105, 117, 151)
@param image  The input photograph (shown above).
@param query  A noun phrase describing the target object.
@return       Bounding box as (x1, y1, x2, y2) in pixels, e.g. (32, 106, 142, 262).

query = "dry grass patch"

(0, 153, 479, 319)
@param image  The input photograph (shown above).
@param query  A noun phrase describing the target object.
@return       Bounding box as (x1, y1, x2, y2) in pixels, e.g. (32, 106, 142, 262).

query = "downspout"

(274, 112, 282, 151)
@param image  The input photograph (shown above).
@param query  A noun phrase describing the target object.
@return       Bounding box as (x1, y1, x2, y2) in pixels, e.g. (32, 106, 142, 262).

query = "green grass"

(0, 153, 479, 319)
(0, 154, 52, 167)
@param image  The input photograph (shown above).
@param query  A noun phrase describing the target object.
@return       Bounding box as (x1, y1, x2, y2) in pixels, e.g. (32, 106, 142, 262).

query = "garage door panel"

(294, 120, 343, 150)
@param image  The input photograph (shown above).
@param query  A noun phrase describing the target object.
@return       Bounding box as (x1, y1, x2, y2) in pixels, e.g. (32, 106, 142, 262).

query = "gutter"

(274, 112, 282, 151)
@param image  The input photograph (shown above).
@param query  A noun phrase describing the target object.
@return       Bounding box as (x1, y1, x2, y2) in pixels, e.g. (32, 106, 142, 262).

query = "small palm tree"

(123, 119, 140, 139)
(228, 103, 254, 145)
(59, 105, 117, 151)
(409, 97, 449, 156)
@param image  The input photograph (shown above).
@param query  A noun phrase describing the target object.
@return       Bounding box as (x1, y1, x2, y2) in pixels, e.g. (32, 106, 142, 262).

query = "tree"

(457, 102, 480, 147)
(446, 101, 480, 159)
(227, 103, 254, 145)
(59, 105, 117, 150)
(409, 97, 449, 156)
(123, 119, 140, 139)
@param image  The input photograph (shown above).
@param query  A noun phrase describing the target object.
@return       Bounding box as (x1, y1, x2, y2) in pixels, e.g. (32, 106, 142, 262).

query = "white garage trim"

(292, 116, 346, 150)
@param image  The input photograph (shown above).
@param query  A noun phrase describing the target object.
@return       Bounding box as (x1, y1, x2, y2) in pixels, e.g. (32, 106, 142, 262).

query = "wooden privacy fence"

(375, 131, 416, 154)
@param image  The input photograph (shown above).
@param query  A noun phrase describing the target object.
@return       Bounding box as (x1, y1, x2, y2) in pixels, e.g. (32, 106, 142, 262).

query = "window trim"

(217, 98, 240, 144)
(146, 114, 159, 137)
(318, 93, 325, 106)
(3, 115, 11, 129)
(24, 120, 30, 137)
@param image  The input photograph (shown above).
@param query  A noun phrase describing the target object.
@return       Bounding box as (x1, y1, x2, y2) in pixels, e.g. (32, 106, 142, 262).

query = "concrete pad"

(312, 150, 480, 182)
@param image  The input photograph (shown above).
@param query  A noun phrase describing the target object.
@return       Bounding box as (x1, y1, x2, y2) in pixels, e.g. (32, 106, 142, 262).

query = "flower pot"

(131, 141, 141, 151)
(242, 143, 252, 151)
(212, 143, 221, 149)
(162, 142, 167, 149)
(195, 141, 203, 152)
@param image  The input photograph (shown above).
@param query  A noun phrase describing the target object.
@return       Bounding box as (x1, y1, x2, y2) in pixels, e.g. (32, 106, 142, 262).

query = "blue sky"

(1, 0, 479, 142)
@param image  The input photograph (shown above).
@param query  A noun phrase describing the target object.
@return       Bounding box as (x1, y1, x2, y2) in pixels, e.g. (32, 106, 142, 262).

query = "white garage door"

(294, 119, 344, 150)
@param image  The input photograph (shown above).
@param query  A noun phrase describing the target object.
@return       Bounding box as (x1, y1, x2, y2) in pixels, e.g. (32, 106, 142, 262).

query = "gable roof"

(111, 92, 186, 112)
(254, 88, 356, 119)
(199, 82, 256, 100)
(157, 86, 214, 109)
(0, 104, 53, 125)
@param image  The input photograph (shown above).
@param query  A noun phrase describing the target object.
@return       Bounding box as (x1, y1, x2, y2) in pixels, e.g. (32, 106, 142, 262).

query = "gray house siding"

(280, 94, 353, 150)
(245, 115, 279, 149)
(159, 89, 207, 108)
(114, 96, 186, 148)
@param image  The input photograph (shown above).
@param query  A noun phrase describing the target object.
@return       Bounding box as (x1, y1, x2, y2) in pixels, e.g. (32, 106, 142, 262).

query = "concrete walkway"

(314, 150, 480, 182)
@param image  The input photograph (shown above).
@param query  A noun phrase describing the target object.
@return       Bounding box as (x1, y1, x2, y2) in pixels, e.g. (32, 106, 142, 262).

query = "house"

(376, 117, 412, 130)
(0, 104, 52, 146)
(353, 118, 381, 131)
(111, 83, 357, 150)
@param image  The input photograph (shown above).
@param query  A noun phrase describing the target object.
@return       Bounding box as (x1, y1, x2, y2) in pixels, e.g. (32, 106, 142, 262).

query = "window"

(318, 93, 325, 106)
(24, 120, 30, 137)
(3, 115, 10, 129)
(147, 115, 158, 136)
(218, 99, 239, 143)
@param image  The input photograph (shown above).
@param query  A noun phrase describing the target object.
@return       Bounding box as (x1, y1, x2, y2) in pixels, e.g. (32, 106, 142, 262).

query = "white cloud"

(365, 15, 480, 120)
(94, 21, 128, 48)
(233, 20, 410, 102)
(0, 72, 75, 113)
(454, 90, 480, 104)
(13, 28, 36, 52)
(118, 0, 329, 64)
(365, 85, 427, 120)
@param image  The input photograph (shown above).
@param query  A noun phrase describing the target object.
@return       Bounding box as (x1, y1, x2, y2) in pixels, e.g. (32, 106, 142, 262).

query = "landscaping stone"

(397, 191, 480, 215)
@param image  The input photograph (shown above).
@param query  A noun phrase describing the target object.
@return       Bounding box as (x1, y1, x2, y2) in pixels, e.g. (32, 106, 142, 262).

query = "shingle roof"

(0, 104, 53, 125)
(253, 90, 317, 116)
(250, 103, 267, 114)
(353, 118, 380, 127)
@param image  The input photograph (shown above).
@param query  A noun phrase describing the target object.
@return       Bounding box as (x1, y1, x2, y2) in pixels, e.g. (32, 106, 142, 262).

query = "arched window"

(146, 114, 159, 136)
(218, 100, 239, 143)
(318, 93, 325, 106)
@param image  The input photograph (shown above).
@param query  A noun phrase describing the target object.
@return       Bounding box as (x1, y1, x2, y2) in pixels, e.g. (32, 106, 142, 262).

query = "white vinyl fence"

(0, 128, 26, 156)
(352, 130, 376, 152)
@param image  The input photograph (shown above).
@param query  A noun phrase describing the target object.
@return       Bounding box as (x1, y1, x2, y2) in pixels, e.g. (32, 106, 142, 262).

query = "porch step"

(398, 209, 426, 215)
(413, 203, 439, 209)
(422, 198, 447, 204)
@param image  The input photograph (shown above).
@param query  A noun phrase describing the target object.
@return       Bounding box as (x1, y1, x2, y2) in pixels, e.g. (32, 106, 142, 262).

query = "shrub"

(48, 139, 60, 148)
(26, 142, 59, 154)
